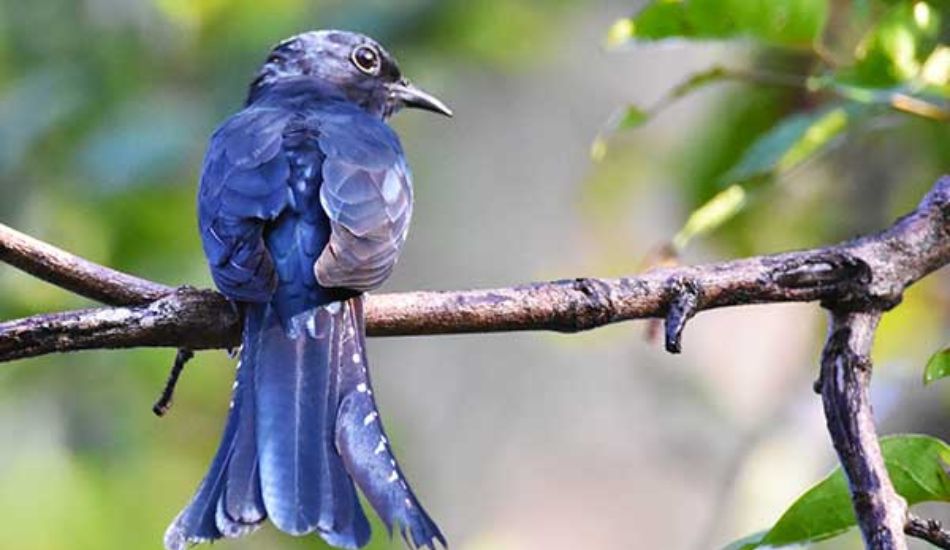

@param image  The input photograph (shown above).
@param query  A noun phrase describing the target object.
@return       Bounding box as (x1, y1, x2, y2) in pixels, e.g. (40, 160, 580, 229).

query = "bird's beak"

(390, 80, 453, 117)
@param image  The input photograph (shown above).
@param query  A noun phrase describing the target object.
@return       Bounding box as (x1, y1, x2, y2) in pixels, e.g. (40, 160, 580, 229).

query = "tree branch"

(0, 223, 169, 305)
(905, 515, 950, 549)
(818, 310, 907, 549)
(0, 176, 947, 550)
(1, 177, 946, 362)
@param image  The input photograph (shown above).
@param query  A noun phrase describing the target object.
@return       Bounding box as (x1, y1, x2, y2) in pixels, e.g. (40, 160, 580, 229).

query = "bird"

(164, 30, 452, 550)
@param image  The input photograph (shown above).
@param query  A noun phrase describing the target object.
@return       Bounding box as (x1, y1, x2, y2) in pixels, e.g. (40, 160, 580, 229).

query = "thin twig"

(152, 348, 195, 417)
(905, 515, 950, 549)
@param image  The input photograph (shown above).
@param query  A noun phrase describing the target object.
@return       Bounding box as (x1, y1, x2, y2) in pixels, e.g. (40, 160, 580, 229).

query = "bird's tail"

(164, 297, 445, 550)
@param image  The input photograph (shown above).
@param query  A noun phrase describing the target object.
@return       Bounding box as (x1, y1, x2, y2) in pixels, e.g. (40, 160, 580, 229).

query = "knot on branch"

(770, 251, 870, 290)
(767, 252, 899, 311)
(567, 277, 616, 332)
(664, 278, 701, 354)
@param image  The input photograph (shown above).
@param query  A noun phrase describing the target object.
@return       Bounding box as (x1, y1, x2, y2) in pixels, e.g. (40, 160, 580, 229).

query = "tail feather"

(165, 297, 441, 550)
(335, 298, 446, 549)
(254, 301, 371, 546)
(164, 357, 252, 550)
(254, 304, 327, 535)
(218, 315, 266, 536)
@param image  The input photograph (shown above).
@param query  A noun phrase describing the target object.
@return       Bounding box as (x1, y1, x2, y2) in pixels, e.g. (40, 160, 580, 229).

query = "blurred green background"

(0, 0, 946, 549)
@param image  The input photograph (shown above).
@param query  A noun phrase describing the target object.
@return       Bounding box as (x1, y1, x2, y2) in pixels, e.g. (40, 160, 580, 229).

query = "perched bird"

(165, 30, 452, 550)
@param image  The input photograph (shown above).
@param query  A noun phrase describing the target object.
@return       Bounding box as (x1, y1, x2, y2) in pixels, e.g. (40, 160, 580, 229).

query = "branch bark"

(0, 176, 947, 550)
(818, 310, 906, 549)
(905, 515, 950, 549)
(1, 176, 946, 361)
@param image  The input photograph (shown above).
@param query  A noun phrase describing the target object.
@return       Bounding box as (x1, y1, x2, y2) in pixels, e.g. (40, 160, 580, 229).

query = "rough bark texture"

(0, 175, 948, 549)
(905, 515, 950, 549)
(819, 311, 907, 549)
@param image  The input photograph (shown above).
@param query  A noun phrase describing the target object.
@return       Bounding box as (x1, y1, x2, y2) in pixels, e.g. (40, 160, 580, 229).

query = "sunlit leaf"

(845, 0, 943, 86)
(607, 0, 829, 48)
(720, 105, 854, 186)
(923, 347, 950, 385)
(735, 434, 950, 548)
(672, 185, 746, 250)
(920, 45, 950, 94)
(668, 96, 853, 249)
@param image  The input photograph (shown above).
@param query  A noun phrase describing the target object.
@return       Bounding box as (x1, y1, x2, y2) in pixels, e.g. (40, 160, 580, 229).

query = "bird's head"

(247, 30, 452, 119)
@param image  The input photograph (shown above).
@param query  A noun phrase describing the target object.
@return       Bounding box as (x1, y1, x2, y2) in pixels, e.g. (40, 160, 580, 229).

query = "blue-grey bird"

(164, 30, 452, 550)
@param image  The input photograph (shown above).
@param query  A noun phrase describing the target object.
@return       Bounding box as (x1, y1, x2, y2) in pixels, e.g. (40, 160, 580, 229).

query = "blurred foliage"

(596, 0, 948, 253)
(605, 0, 829, 48)
(594, 1, 948, 546)
(729, 435, 950, 549)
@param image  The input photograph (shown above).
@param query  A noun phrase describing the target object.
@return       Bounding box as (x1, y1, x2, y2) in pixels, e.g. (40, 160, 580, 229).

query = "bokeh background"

(0, 1, 947, 549)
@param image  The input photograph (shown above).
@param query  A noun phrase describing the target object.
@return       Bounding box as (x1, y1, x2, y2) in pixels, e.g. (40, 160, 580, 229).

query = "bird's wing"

(198, 107, 294, 302)
(314, 108, 413, 291)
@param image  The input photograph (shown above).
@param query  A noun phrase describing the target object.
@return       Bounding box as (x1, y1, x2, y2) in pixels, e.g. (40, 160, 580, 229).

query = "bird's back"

(198, 94, 410, 323)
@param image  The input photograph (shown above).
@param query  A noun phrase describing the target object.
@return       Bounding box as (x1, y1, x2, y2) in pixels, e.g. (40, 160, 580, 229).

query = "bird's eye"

(350, 45, 381, 75)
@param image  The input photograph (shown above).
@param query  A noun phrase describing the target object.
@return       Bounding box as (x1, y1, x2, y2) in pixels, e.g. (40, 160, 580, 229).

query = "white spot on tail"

(306, 315, 318, 337)
(387, 471, 399, 483)
(356, 383, 367, 393)
(363, 411, 378, 426)
(374, 439, 386, 455)
(352, 353, 361, 364)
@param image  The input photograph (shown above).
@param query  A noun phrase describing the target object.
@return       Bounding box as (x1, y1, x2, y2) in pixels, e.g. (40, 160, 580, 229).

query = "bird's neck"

(246, 77, 389, 119)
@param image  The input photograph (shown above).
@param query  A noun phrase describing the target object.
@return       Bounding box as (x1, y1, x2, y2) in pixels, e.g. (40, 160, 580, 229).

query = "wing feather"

(314, 112, 413, 291)
(198, 107, 294, 302)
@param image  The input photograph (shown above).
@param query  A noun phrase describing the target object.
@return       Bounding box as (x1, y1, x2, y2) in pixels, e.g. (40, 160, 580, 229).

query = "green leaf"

(737, 434, 950, 548)
(924, 347, 950, 385)
(671, 106, 853, 249)
(720, 104, 855, 186)
(607, 0, 830, 48)
(842, 0, 944, 87)
(673, 185, 747, 250)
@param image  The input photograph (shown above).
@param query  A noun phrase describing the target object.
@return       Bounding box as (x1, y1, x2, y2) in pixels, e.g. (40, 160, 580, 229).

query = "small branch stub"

(905, 515, 950, 549)
(153, 348, 195, 417)
(664, 278, 700, 353)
